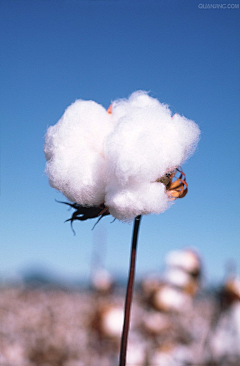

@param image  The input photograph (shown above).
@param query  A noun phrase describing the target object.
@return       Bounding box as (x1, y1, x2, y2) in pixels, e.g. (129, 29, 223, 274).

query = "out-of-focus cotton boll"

(165, 249, 201, 274)
(91, 268, 114, 293)
(165, 268, 191, 288)
(44, 100, 113, 206)
(153, 286, 192, 312)
(102, 307, 124, 338)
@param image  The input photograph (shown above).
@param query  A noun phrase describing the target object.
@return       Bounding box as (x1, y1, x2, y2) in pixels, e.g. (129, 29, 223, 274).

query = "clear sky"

(0, 0, 239, 286)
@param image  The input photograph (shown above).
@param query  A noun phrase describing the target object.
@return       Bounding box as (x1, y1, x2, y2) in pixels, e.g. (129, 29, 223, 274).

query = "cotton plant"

(44, 90, 200, 366)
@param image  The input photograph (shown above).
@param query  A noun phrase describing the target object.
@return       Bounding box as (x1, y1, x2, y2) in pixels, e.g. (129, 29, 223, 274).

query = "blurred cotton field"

(1, 249, 240, 366)
(44, 91, 200, 220)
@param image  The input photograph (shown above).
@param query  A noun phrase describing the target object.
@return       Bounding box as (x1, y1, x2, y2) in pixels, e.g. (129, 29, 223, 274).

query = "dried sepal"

(157, 167, 188, 200)
(56, 200, 110, 233)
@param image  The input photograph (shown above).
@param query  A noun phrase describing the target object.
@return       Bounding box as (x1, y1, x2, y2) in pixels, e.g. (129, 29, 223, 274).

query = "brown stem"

(119, 215, 142, 366)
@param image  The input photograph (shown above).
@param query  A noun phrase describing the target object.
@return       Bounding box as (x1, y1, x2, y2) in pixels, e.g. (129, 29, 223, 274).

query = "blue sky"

(0, 0, 239, 286)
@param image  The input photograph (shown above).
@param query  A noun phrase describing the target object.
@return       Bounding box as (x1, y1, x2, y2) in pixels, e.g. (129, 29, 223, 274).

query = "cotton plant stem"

(119, 215, 142, 366)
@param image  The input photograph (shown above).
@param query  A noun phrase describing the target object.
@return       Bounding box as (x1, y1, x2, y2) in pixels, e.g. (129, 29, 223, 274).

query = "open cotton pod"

(45, 91, 200, 222)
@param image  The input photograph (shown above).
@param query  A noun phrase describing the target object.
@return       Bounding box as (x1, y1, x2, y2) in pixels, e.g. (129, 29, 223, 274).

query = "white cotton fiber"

(105, 181, 169, 221)
(44, 91, 200, 220)
(104, 91, 200, 220)
(44, 99, 113, 205)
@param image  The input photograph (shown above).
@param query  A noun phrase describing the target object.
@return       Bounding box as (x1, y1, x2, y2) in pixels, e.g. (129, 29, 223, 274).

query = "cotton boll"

(105, 91, 200, 219)
(44, 91, 200, 221)
(44, 100, 113, 205)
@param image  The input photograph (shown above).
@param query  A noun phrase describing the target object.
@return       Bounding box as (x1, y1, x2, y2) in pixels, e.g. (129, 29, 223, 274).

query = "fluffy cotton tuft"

(104, 91, 200, 219)
(44, 100, 113, 205)
(44, 91, 200, 220)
